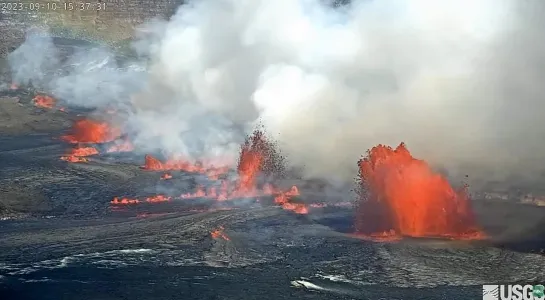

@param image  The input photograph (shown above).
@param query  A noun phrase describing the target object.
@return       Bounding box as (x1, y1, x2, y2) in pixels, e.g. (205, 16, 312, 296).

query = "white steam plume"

(8, 0, 545, 188)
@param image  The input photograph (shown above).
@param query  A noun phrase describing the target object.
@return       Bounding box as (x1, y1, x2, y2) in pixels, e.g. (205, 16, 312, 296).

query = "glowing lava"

(60, 156, 88, 163)
(236, 131, 265, 194)
(69, 146, 99, 157)
(110, 129, 306, 214)
(355, 143, 483, 239)
(33, 95, 56, 109)
(211, 226, 230, 241)
(143, 154, 229, 180)
(60, 146, 99, 163)
(177, 130, 306, 213)
(145, 195, 171, 203)
(110, 195, 171, 205)
(111, 197, 140, 205)
(61, 119, 121, 144)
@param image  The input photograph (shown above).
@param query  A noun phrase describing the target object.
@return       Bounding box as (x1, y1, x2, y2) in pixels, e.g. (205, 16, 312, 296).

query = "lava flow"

(111, 129, 307, 214)
(143, 154, 229, 180)
(110, 195, 171, 205)
(272, 186, 307, 214)
(33, 95, 56, 109)
(211, 226, 230, 241)
(179, 129, 307, 213)
(60, 146, 99, 163)
(355, 143, 483, 239)
(61, 119, 121, 144)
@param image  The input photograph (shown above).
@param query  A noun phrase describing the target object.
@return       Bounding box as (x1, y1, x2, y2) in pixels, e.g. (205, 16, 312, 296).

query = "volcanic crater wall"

(0, 0, 184, 57)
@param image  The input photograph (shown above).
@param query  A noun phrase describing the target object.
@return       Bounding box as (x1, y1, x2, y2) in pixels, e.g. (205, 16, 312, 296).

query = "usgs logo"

(483, 285, 545, 300)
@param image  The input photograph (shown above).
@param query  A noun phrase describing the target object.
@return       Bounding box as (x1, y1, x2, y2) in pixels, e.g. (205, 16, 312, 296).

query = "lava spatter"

(355, 143, 483, 239)
(142, 154, 229, 180)
(113, 129, 306, 214)
(61, 119, 121, 144)
(177, 129, 305, 213)
(60, 146, 99, 163)
(211, 226, 230, 241)
(33, 95, 56, 109)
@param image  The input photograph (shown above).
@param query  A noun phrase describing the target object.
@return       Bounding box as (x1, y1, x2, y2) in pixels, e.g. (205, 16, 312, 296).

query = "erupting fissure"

(59, 118, 133, 163)
(355, 143, 483, 239)
(142, 154, 229, 180)
(33, 95, 55, 109)
(112, 129, 307, 214)
(61, 119, 121, 144)
(60, 146, 99, 163)
(33, 94, 66, 111)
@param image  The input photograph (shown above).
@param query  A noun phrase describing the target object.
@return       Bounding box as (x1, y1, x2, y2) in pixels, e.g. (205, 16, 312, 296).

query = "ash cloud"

(8, 0, 545, 189)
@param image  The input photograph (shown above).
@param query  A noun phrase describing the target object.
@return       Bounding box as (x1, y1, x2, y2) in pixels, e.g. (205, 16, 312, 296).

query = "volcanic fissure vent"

(355, 143, 483, 239)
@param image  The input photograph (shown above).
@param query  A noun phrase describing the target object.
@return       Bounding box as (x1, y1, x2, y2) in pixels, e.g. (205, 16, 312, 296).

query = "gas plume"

(8, 0, 545, 188)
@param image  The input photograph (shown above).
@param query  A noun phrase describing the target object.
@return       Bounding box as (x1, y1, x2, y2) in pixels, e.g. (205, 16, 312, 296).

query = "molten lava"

(111, 197, 140, 205)
(111, 129, 306, 214)
(143, 154, 229, 180)
(355, 143, 483, 239)
(60, 146, 99, 163)
(69, 146, 99, 157)
(145, 195, 171, 203)
(236, 133, 265, 194)
(110, 195, 171, 205)
(211, 226, 230, 241)
(61, 119, 121, 144)
(273, 186, 307, 214)
(33, 95, 56, 109)
(60, 156, 88, 163)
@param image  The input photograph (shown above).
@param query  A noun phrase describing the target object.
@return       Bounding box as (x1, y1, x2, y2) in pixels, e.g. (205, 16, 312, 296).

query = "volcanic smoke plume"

(9, 1, 545, 188)
(355, 143, 482, 239)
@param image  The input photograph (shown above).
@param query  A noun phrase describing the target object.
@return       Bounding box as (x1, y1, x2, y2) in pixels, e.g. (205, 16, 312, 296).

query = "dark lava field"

(0, 38, 545, 300)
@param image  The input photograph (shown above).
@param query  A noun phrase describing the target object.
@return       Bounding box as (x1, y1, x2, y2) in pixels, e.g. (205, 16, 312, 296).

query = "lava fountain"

(355, 143, 483, 239)
(112, 129, 307, 214)
(61, 119, 121, 144)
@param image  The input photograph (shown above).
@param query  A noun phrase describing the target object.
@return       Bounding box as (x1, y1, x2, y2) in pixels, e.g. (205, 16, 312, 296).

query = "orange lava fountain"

(355, 143, 483, 239)
(179, 130, 306, 213)
(61, 119, 121, 144)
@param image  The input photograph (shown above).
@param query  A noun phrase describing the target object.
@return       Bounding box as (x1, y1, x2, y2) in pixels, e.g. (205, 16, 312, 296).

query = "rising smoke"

(7, 0, 545, 188)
